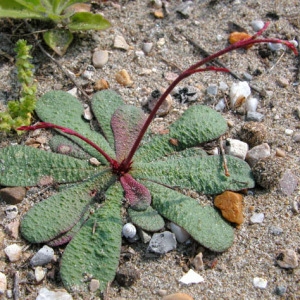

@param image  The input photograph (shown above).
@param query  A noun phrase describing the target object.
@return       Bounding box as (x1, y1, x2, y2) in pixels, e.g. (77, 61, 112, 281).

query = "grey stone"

(30, 245, 54, 267)
(246, 112, 264, 122)
(251, 20, 264, 32)
(92, 50, 108, 68)
(250, 213, 264, 224)
(293, 133, 300, 143)
(269, 226, 283, 235)
(246, 143, 270, 167)
(278, 169, 298, 196)
(147, 231, 177, 254)
(243, 72, 253, 81)
(206, 84, 218, 96)
(275, 285, 287, 296)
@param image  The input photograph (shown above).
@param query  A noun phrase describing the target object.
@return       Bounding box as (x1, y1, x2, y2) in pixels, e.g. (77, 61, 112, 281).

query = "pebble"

(276, 249, 298, 269)
(219, 81, 228, 91)
(36, 287, 73, 300)
(81, 65, 95, 80)
(239, 122, 267, 147)
(251, 20, 265, 32)
(30, 245, 54, 267)
(253, 277, 268, 289)
(193, 252, 204, 271)
(114, 35, 130, 51)
(67, 87, 78, 97)
(83, 105, 93, 121)
(115, 69, 133, 87)
(278, 169, 298, 196)
(153, 9, 164, 19)
(0, 187, 26, 204)
(147, 89, 172, 116)
(277, 77, 289, 88)
(94, 78, 109, 91)
(35, 266, 46, 282)
(179, 269, 204, 285)
(296, 106, 300, 119)
(224, 138, 249, 160)
(214, 191, 244, 225)
(206, 84, 218, 96)
(89, 157, 101, 166)
(275, 148, 285, 157)
(293, 133, 300, 143)
(285, 128, 293, 136)
(250, 212, 264, 224)
(148, 231, 177, 254)
(230, 81, 251, 108)
(92, 50, 108, 68)
(269, 226, 283, 235)
(89, 279, 100, 292)
(0, 272, 7, 295)
(275, 285, 287, 296)
(5, 205, 18, 220)
(243, 72, 253, 81)
(229, 32, 252, 46)
(137, 228, 151, 243)
(4, 244, 22, 262)
(291, 200, 299, 214)
(246, 111, 264, 122)
(245, 97, 258, 112)
(5, 219, 20, 239)
(142, 42, 153, 54)
(246, 143, 270, 167)
(152, 0, 162, 9)
(115, 267, 140, 287)
(162, 293, 194, 300)
(268, 42, 285, 51)
(215, 98, 226, 111)
(176, 1, 194, 18)
(170, 223, 190, 243)
(122, 223, 136, 239)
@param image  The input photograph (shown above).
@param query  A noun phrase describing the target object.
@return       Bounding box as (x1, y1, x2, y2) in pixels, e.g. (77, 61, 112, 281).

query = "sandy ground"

(0, 0, 299, 299)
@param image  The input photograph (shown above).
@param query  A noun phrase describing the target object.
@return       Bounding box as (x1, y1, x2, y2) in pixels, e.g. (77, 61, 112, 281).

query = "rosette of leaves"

(0, 0, 110, 55)
(0, 89, 254, 292)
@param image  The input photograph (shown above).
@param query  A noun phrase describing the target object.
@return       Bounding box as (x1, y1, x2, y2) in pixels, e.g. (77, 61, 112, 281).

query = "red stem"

(17, 122, 118, 167)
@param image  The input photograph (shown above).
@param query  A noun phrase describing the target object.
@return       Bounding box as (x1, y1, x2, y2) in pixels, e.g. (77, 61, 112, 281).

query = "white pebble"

(219, 81, 228, 91)
(35, 266, 46, 283)
(5, 205, 18, 219)
(83, 105, 93, 121)
(92, 50, 109, 68)
(114, 35, 130, 50)
(215, 99, 226, 111)
(122, 223, 136, 239)
(142, 42, 153, 54)
(230, 81, 251, 108)
(4, 244, 22, 262)
(36, 287, 73, 300)
(0, 272, 7, 295)
(179, 269, 204, 285)
(250, 212, 264, 224)
(225, 138, 249, 160)
(251, 20, 264, 32)
(170, 222, 190, 243)
(246, 97, 258, 112)
(285, 129, 293, 136)
(253, 277, 268, 289)
(81, 65, 95, 80)
(67, 87, 78, 97)
(289, 40, 298, 48)
(268, 42, 286, 51)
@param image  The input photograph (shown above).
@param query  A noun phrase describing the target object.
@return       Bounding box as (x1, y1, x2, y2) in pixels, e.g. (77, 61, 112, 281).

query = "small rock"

(176, 1, 193, 18)
(0, 272, 7, 295)
(239, 122, 267, 147)
(4, 244, 22, 262)
(153, 9, 164, 18)
(115, 69, 133, 87)
(89, 279, 100, 292)
(94, 78, 109, 91)
(172, 86, 200, 104)
(206, 84, 218, 96)
(251, 20, 264, 31)
(137, 228, 151, 244)
(163, 293, 194, 300)
(246, 111, 264, 122)
(36, 287, 73, 300)
(0, 187, 26, 204)
(243, 72, 253, 81)
(276, 249, 298, 269)
(81, 65, 95, 80)
(296, 106, 300, 119)
(245, 97, 258, 112)
(35, 266, 46, 283)
(93, 50, 108, 68)
(275, 285, 287, 296)
(170, 222, 190, 243)
(293, 133, 300, 143)
(275, 148, 286, 157)
(142, 42, 153, 54)
(278, 169, 298, 196)
(5, 219, 20, 239)
(115, 267, 140, 287)
(5, 205, 18, 220)
(268, 42, 285, 51)
(285, 128, 293, 136)
(67, 87, 78, 97)
(193, 252, 204, 271)
(253, 277, 268, 289)
(89, 157, 101, 166)
(152, 0, 162, 9)
(83, 105, 93, 121)
(147, 89, 172, 116)
(230, 81, 251, 109)
(179, 269, 204, 285)
(114, 35, 130, 51)
(148, 231, 177, 254)
(219, 81, 228, 91)
(157, 37, 166, 47)
(291, 200, 299, 214)
(269, 226, 283, 235)
(215, 98, 226, 111)
(250, 212, 264, 224)
(30, 245, 54, 267)
(224, 138, 249, 160)
(214, 191, 244, 225)
(246, 143, 270, 167)
(277, 77, 289, 88)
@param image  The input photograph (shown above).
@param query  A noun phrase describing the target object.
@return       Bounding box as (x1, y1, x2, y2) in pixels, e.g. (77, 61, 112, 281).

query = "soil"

(0, 1, 300, 299)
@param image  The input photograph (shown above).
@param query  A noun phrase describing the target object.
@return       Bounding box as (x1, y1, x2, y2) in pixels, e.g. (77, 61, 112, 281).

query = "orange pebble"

(229, 32, 253, 49)
(162, 293, 194, 300)
(214, 191, 244, 225)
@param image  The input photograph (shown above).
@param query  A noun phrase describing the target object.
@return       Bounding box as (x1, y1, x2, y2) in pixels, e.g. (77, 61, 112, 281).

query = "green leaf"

(43, 29, 74, 56)
(128, 206, 165, 232)
(0, 145, 98, 187)
(132, 155, 254, 194)
(67, 12, 111, 31)
(21, 170, 116, 243)
(134, 105, 228, 163)
(143, 181, 234, 252)
(35, 90, 115, 164)
(0, 0, 44, 18)
(60, 182, 123, 292)
(91, 90, 125, 150)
